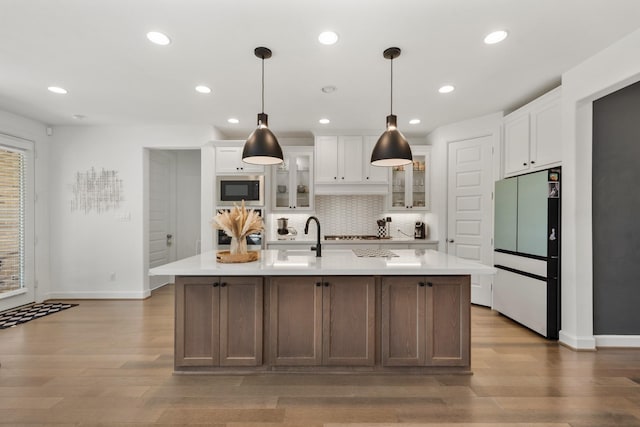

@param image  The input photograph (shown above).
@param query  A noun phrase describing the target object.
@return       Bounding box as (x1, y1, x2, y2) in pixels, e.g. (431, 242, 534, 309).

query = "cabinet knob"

(324, 282, 329, 287)
(531, 160, 536, 164)
(366, 176, 369, 180)
(419, 282, 426, 287)
(447, 239, 454, 243)
(220, 282, 227, 287)
(334, 177, 337, 180)
(523, 162, 528, 166)
(427, 282, 434, 287)
(213, 282, 219, 287)
(316, 282, 322, 287)
(341, 177, 345, 180)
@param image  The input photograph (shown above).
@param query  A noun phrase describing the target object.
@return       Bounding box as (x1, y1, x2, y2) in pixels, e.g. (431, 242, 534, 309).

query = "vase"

(230, 236, 248, 255)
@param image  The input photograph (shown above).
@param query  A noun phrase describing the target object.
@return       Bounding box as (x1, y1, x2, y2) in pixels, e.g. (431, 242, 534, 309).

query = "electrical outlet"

(386, 216, 392, 222)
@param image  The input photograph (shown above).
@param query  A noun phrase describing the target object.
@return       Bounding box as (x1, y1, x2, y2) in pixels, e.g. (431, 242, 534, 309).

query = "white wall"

(560, 27, 640, 349)
(426, 112, 503, 251)
(49, 125, 222, 299)
(0, 109, 51, 303)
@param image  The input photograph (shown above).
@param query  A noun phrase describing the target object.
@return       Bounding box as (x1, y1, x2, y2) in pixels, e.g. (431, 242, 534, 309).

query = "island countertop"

(149, 249, 496, 276)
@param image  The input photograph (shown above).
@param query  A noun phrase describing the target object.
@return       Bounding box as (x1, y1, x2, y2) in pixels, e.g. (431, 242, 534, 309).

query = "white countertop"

(266, 238, 438, 245)
(149, 249, 496, 276)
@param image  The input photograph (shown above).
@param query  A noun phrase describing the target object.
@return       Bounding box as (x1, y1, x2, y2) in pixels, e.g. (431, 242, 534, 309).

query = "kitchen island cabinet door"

(425, 276, 470, 367)
(175, 276, 220, 367)
(322, 276, 375, 366)
(219, 277, 263, 366)
(381, 277, 427, 366)
(269, 276, 323, 366)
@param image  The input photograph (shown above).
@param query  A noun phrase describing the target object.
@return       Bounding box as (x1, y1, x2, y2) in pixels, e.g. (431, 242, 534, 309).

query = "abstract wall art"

(71, 167, 123, 214)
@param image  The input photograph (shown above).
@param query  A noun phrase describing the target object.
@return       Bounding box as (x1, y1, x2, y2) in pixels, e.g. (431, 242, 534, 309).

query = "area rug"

(0, 302, 78, 329)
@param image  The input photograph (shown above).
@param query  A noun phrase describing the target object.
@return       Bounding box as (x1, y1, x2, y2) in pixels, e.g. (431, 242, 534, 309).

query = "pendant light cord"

(261, 56, 265, 114)
(390, 56, 393, 115)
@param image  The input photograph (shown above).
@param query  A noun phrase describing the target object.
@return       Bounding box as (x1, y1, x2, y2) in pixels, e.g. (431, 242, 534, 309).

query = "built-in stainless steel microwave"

(216, 175, 264, 206)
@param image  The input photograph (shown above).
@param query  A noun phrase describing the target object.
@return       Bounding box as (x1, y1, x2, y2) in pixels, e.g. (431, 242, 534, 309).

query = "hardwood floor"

(1, 284, 640, 426)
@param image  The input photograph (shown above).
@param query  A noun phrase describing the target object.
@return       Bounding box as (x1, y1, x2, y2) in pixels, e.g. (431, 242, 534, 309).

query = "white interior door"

(447, 136, 493, 307)
(149, 150, 176, 290)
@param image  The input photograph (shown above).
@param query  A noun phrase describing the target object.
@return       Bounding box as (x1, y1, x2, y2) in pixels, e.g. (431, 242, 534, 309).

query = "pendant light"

(370, 47, 412, 167)
(242, 46, 284, 165)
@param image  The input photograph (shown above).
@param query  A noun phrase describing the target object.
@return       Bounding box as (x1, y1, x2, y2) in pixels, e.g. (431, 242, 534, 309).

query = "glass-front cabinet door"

(388, 146, 431, 211)
(273, 147, 313, 211)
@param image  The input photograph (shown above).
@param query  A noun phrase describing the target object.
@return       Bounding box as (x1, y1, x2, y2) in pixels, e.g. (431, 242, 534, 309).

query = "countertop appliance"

(216, 175, 264, 206)
(414, 221, 426, 239)
(276, 217, 297, 240)
(493, 168, 561, 339)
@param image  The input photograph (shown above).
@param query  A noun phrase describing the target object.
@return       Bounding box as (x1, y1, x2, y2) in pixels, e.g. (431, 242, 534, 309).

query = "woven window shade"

(0, 147, 25, 294)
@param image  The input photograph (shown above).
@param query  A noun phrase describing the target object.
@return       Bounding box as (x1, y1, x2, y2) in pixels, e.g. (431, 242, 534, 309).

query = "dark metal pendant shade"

(243, 113, 283, 165)
(371, 47, 413, 167)
(371, 115, 412, 166)
(242, 47, 283, 165)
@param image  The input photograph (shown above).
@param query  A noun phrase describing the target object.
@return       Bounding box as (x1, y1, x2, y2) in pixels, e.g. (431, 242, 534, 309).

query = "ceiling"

(2, 0, 640, 139)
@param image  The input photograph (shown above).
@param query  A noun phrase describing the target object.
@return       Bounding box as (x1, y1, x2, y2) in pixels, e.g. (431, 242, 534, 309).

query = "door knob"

(166, 234, 173, 245)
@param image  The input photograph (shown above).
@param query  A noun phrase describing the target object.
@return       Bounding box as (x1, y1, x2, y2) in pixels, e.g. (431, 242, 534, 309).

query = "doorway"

(147, 149, 201, 291)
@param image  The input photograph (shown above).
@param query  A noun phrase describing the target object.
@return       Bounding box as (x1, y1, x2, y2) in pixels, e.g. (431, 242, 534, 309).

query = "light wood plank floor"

(1, 284, 640, 426)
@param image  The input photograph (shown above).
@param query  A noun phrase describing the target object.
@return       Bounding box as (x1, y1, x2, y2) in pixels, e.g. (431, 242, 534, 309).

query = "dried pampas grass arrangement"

(212, 200, 263, 257)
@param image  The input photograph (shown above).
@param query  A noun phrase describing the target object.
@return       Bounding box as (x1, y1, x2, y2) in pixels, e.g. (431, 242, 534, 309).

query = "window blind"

(0, 146, 25, 294)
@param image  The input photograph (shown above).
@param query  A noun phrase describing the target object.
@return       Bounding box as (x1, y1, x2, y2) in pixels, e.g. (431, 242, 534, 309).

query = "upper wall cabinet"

(314, 135, 389, 194)
(315, 136, 364, 183)
(272, 147, 314, 212)
(503, 87, 561, 177)
(388, 146, 431, 211)
(215, 146, 265, 174)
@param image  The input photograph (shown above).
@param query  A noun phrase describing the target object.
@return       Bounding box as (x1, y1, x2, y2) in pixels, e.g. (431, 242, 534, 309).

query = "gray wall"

(592, 79, 640, 334)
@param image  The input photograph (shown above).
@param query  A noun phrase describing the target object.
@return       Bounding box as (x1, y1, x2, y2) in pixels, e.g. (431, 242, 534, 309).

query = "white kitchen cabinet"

(315, 136, 363, 183)
(388, 146, 431, 211)
(272, 147, 313, 212)
(363, 136, 390, 184)
(215, 146, 265, 174)
(503, 87, 561, 177)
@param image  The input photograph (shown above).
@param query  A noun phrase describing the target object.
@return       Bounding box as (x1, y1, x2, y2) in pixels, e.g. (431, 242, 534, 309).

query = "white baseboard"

(595, 335, 640, 348)
(46, 290, 150, 300)
(559, 330, 597, 350)
(149, 279, 172, 292)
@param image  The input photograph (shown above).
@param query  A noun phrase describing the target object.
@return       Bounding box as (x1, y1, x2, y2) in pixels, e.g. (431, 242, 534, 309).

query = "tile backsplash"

(267, 195, 429, 240)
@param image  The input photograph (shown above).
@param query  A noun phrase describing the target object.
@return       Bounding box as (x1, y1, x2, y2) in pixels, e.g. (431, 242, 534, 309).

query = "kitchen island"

(150, 249, 495, 374)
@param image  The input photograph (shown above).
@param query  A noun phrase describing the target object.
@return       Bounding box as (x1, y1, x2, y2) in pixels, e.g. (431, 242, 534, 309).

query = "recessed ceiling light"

(321, 85, 337, 94)
(72, 114, 86, 120)
(484, 30, 508, 45)
(409, 119, 421, 125)
(195, 85, 211, 94)
(227, 118, 239, 124)
(47, 86, 67, 94)
(318, 31, 339, 45)
(146, 31, 171, 46)
(319, 118, 330, 124)
(438, 85, 455, 94)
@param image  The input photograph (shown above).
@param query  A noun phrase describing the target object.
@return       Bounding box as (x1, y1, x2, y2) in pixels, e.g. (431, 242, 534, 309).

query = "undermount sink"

(271, 252, 317, 267)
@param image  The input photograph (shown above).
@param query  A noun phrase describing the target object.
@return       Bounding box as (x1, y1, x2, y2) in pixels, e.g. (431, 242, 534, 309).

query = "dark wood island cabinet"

(151, 249, 494, 374)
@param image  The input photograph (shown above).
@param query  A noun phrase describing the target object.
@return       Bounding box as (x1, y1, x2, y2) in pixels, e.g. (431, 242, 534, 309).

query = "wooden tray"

(216, 250, 260, 263)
